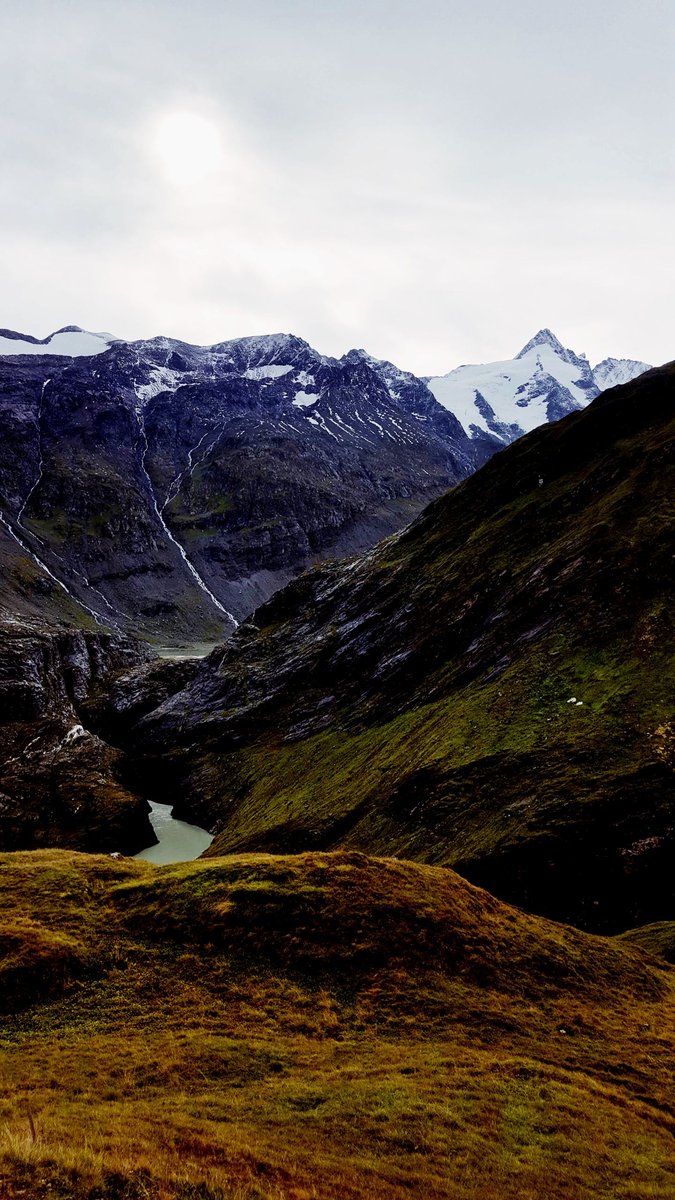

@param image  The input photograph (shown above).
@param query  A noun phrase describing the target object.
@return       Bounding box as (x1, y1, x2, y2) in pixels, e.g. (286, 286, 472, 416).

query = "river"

(134, 801, 214, 865)
(135, 642, 218, 863)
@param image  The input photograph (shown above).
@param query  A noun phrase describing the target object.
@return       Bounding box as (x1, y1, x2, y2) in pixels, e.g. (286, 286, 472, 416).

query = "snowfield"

(0, 327, 114, 357)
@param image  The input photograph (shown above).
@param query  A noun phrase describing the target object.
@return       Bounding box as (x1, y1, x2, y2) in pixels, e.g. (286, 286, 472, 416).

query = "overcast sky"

(1, 0, 673, 374)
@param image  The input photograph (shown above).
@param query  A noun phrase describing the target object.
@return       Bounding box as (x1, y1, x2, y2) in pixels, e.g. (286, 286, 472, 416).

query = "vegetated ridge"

(0, 848, 674, 1199)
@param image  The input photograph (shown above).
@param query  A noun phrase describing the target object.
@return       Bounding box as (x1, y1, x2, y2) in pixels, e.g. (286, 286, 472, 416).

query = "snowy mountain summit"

(427, 328, 650, 446)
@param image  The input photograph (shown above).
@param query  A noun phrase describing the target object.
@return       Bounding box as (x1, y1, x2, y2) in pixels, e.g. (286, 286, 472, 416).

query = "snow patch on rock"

(293, 391, 320, 407)
(243, 364, 294, 381)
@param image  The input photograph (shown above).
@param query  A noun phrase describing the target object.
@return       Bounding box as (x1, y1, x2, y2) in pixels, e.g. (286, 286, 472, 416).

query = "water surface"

(135, 801, 213, 865)
(154, 642, 221, 660)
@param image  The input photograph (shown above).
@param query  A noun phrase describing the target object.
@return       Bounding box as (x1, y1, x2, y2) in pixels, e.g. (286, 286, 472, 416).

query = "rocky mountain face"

(0, 619, 154, 852)
(0, 329, 482, 643)
(427, 327, 650, 446)
(0, 325, 648, 644)
(114, 364, 674, 933)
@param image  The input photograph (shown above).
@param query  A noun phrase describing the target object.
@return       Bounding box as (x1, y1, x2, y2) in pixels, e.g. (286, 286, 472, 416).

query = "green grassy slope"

(1, 849, 674, 1200)
(130, 366, 675, 932)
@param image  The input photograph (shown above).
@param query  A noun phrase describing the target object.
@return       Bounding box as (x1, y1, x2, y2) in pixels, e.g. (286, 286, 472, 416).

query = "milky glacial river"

(134, 801, 213, 865)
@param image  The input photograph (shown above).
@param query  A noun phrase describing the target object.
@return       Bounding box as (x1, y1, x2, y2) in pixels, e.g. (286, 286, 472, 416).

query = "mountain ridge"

(427, 327, 650, 445)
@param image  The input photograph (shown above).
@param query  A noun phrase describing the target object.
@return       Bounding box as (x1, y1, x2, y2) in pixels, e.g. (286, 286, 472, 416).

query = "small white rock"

(64, 724, 86, 745)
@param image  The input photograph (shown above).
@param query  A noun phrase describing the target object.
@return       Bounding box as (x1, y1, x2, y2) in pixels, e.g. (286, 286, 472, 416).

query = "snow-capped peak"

(515, 328, 567, 358)
(591, 357, 652, 392)
(425, 329, 646, 447)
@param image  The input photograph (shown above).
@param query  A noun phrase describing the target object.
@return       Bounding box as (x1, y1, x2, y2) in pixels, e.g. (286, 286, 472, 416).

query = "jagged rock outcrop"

(0, 622, 150, 721)
(80, 654, 200, 744)
(0, 621, 154, 852)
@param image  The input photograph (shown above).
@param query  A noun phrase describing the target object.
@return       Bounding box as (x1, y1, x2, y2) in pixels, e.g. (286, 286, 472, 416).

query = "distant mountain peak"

(426, 330, 649, 447)
(592, 356, 653, 391)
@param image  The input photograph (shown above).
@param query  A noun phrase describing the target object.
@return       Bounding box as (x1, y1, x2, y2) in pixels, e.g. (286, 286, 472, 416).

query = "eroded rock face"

(80, 655, 200, 744)
(0, 624, 151, 721)
(0, 622, 154, 852)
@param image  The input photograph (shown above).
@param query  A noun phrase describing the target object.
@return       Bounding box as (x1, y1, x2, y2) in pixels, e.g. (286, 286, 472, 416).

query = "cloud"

(0, 0, 673, 372)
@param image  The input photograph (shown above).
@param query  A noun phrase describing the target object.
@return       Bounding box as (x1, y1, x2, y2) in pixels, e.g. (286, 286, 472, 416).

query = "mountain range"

(0, 324, 649, 643)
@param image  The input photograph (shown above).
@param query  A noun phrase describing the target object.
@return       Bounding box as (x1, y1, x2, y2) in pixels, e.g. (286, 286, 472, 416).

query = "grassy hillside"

(0, 849, 674, 1199)
(618, 921, 675, 963)
(128, 365, 675, 931)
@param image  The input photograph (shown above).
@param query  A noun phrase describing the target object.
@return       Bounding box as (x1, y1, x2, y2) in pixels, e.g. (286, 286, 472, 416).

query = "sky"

(1, 0, 673, 375)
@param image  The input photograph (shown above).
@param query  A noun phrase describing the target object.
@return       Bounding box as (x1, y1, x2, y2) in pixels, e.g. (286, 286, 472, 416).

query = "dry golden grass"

(0, 849, 674, 1199)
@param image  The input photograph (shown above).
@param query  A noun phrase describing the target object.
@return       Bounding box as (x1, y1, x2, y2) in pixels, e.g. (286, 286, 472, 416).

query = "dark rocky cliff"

(0, 621, 154, 852)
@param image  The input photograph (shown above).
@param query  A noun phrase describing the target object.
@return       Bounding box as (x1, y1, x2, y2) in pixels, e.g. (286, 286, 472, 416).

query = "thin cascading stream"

(0, 511, 108, 626)
(134, 404, 238, 628)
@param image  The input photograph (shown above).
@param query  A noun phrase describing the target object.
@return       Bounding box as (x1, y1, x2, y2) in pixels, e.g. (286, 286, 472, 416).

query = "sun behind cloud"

(150, 109, 225, 186)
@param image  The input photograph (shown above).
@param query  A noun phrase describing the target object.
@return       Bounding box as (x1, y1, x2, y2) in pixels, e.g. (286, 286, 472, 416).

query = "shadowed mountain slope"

(125, 364, 675, 932)
(0, 620, 155, 853)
